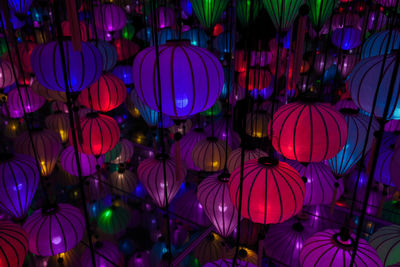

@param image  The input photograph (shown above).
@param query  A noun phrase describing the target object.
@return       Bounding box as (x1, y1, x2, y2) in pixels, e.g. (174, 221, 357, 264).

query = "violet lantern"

(314, 53, 334, 75)
(238, 68, 271, 91)
(7, 0, 33, 16)
(15, 128, 62, 176)
(192, 137, 231, 172)
(60, 146, 105, 177)
(331, 13, 362, 31)
(23, 204, 85, 256)
(6, 86, 45, 118)
(68, 112, 120, 156)
(81, 241, 124, 267)
(336, 54, 357, 78)
(246, 112, 270, 139)
(0, 221, 28, 267)
(31, 41, 103, 93)
(270, 101, 348, 163)
(366, 11, 387, 31)
(78, 73, 127, 112)
(194, 233, 225, 265)
(227, 147, 268, 174)
(149, 7, 175, 29)
(300, 228, 382, 266)
(331, 27, 362, 50)
(137, 153, 186, 207)
(93, 40, 118, 72)
(369, 225, 400, 266)
(0, 60, 16, 89)
(229, 157, 305, 224)
(133, 41, 224, 118)
(128, 251, 151, 267)
(205, 115, 241, 149)
(203, 259, 256, 267)
(287, 160, 344, 206)
(94, 3, 127, 32)
(0, 153, 39, 220)
(198, 172, 238, 237)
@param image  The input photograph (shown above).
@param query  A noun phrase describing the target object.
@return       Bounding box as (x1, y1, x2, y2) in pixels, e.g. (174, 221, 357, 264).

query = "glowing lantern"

(61, 21, 93, 42)
(307, 0, 337, 29)
(98, 205, 131, 234)
(149, 7, 175, 29)
(192, 137, 231, 172)
(8, 42, 37, 74)
(133, 41, 224, 118)
(332, 13, 361, 31)
(214, 32, 234, 53)
(336, 54, 357, 78)
(361, 30, 400, 59)
(111, 139, 134, 164)
(246, 112, 270, 138)
(229, 157, 305, 224)
(60, 146, 104, 177)
(263, 0, 303, 30)
(114, 38, 140, 61)
(0, 60, 16, 88)
(68, 113, 120, 156)
(6, 87, 45, 118)
(137, 154, 186, 207)
(205, 116, 240, 149)
(94, 4, 127, 32)
(331, 27, 362, 50)
(31, 79, 67, 102)
(367, 11, 387, 31)
(93, 40, 118, 72)
(238, 68, 271, 90)
(46, 243, 84, 267)
(81, 241, 124, 267)
(23, 204, 85, 256)
(227, 147, 268, 173)
(15, 128, 62, 176)
(122, 24, 135, 40)
(8, 0, 33, 16)
(109, 167, 137, 196)
(314, 53, 334, 75)
(45, 112, 70, 143)
(31, 41, 103, 93)
(370, 225, 400, 266)
(113, 65, 133, 86)
(237, 0, 261, 26)
(84, 174, 110, 201)
(190, 0, 229, 29)
(181, 28, 209, 48)
(0, 221, 28, 267)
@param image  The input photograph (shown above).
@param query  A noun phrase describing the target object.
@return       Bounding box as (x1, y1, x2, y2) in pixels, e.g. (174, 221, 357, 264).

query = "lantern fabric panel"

(238, 68, 271, 90)
(361, 30, 400, 59)
(0, 221, 28, 267)
(61, 21, 93, 42)
(192, 137, 231, 172)
(0, 60, 16, 89)
(31, 78, 67, 102)
(111, 139, 134, 164)
(85, 174, 110, 201)
(45, 112, 70, 143)
(307, 0, 336, 29)
(263, 0, 303, 30)
(113, 65, 133, 86)
(369, 225, 400, 266)
(60, 146, 104, 177)
(98, 205, 131, 234)
(109, 169, 137, 196)
(331, 27, 362, 50)
(181, 28, 209, 48)
(203, 259, 256, 267)
(190, 0, 229, 29)
(6, 87, 45, 118)
(94, 4, 127, 32)
(205, 116, 241, 149)
(114, 38, 140, 61)
(227, 148, 268, 174)
(93, 41, 118, 72)
(81, 241, 124, 267)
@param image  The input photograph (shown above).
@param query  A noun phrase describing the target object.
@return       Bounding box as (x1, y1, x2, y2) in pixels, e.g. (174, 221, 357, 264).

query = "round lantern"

(361, 30, 400, 60)
(300, 228, 382, 266)
(15, 128, 62, 176)
(0, 153, 39, 219)
(93, 41, 117, 72)
(236, 0, 261, 26)
(246, 112, 270, 138)
(133, 41, 224, 118)
(229, 157, 305, 224)
(45, 112, 70, 143)
(8, 0, 33, 16)
(287, 161, 344, 206)
(81, 241, 124, 267)
(205, 116, 241, 149)
(332, 13, 361, 31)
(307, 0, 336, 29)
(3, 119, 26, 139)
(194, 233, 225, 265)
(0, 221, 28, 267)
(181, 28, 209, 48)
(385, 120, 400, 132)
(6, 87, 45, 118)
(331, 27, 362, 50)
(154, 28, 178, 46)
(78, 73, 126, 112)
(0, 60, 16, 89)
(109, 167, 137, 195)
(60, 146, 104, 177)
(68, 113, 120, 156)
(61, 21, 93, 42)
(263, 0, 303, 30)
(370, 225, 400, 266)
(98, 205, 131, 234)
(192, 137, 231, 172)
(190, 0, 229, 29)
(336, 54, 357, 78)
(31, 79, 67, 102)
(84, 174, 110, 201)
(113, 65, 133, 86)
(148, 7, 175, 29)
(137, 154, 186, 207)
(238, 68, 271, 90)
(122, 24, 135, 40)
(367, 11, 387, 31)
(31, 41, 103, 93)
(23, 204, 85, 256)
(227, 147, 268, 174)
(94, 4, 127, 32)
(46, 243, 84, 267)
(214, 32, 234, 54)
(197, 172, 238, 237)
(111, 138, 134, 164)
(114, 38, 140, 61)
(328, 109, 378, 177)
(270, 101, 348, 162)
(8, 42, 37, 74)
(314, 53, 334, 75)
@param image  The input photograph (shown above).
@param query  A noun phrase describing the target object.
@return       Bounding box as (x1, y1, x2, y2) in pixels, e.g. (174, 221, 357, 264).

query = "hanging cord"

(150, 0, 172, 265)
(52, 0, 97, 265)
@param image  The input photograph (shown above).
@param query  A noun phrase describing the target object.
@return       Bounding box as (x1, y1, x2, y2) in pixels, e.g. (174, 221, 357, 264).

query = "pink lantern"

(0, 60, 16, 88)
(60, 146, 104, 177)
(6, 87, 45, 118)
(227, 147, 268, 174)
(94, 4, 127, 32)
(81, 241, 124, 266)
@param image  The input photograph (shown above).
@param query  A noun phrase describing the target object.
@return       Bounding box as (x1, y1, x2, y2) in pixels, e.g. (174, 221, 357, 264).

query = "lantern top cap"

(257, 156, 279, 167)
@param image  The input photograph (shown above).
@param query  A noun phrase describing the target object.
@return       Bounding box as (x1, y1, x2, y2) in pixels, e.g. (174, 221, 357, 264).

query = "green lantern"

(382, 201, 400, 224)
(237, 0, 262, 26)
(263, 0, 304, 31)
(0, 39, 7, 56)
(98, 205, 131, 234)
(190, 0, 229, 29)
(307, 0, 337, 30)
(123, 24, 135, 40)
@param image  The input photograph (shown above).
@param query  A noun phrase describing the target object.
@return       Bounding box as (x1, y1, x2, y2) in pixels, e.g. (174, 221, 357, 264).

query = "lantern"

(84, 174, 110, 201)
(192, 137, 231, 172)
(227, 147, 268, 174)
(94, 4, 127, 32)
(155, 28, 178, 45)
(214, 32, 234, 54)
(60, 146, 104, 177)
(0, 221, 28, 267)
(229, 157, 305, 224)
(270, 101, 348, 162)
(370, 225, 400, 266)
(181, 28, 209, 48)
(31, 79, 67, 102)
(61, 21, 93, 42)
(45, 112, 70, 142)
(122, 24, 135, 40)
(68, 113, 120, 156)
(332, 13, 361, 31)
(205, 116, 241, 149)
(6, 87, 45, 118)
(128, 251, 151, 267)
(197, 172, 238, 237)
(111, 139, 134, 164)
(81, 241, 124, 267)
(238, 68, 271, 90)
(203, 259, 256, 267)
(336, 54, 357, 78)
(246, 112, 270, 138)
(98, 205, 131, 234)
(328, 109, 378, 177)
(367, 11, 387, 31)
(190, 0, 229, 29)
(137, 154, 186, 207)
(307, 0, 336, 29)
(46, 243, 84, 267)
(93, 40, 118, 72)
(8, 0, 33, 16)
(194, 233, 225, 265)
(31, 41, 103, 93)
(133, 41, 224, 118)
(385, 120, 400, 132)
(335, 98, 358, 111)
(0, 153, 39, 220)
(314, 53, 334, 75)
(109, 167, 137, 195)
(8, 42, 37, 74)
(236, 0, 261, 26)
(113, 65, 134, 86)
(263, 0, 303, 30)
(361, 30, 400, 59)
(149, 7, 175, 29)
(0, 60, 16, 88)
(15, 128, 62, 176)
(331, 27, 362, 50)
(300, 229, 382, 267)
(23, 204, 85, 256)
(114, 38, 140, 61)
(287, 161, 344, 206)
(78, 73, 127, 112)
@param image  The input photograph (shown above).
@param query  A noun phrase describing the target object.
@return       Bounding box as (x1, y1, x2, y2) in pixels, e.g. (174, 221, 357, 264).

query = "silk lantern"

(8, 0, 34, 16)
(45, 112, 70, 142)
(361, 30, 400, 59)
(263, 0, 303, 30)
(331, 27, 362, 50)
(93, 40, 118, 72)
(227, 147, 268, 174)
(192, 137, 231, 172)
(181, 28, 209, 48)
(98, 205, 131, 234)
(0, 61, 16, 89)
(6, 87, 45, 118)
(0, 221, 28, 267)
(60, 146, 104, 177)
(238, 68, 271, 90)
(109, 167, 137, 196)
(190, 0, 229, 29)
(81, 241, 124, 267)
(111, 138, 134, 164)
(307, 0, 336, 29)
(205, 116, 241, 149)
(114, 38, 140, 61)
(61, 21, 93, 42)
(31, 79, 67, 102)
(113, 65, 133, 86)
(336, 54, 357, 78)
(94, 4, 127, 32)
(369, 225, 400, 266)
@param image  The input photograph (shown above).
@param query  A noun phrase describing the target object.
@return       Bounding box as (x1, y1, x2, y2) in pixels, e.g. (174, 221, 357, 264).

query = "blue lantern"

(182, 28, 209, 48)
(331, 27, 362, 50)
(113, 65, 134, 86)
(214, 32, 234, 53)
(361, 30, 400, 59)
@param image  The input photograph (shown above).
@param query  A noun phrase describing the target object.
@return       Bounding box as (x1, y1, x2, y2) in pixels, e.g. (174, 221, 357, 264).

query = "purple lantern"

(0, 60, 16, 88)
(8, 0, 34, 16)
(227, 147, 268, 174)
(149, 7, 175, 29)
(335, 99, 358, 111)
(300, 228, 382, 267)
(366, 11, 387, 31)
(197, 172, 238, 237)
(81, 241, 124, 266)
(23, 204, 85, 256)
(336, 54, 357, 78)
(331, 27, 362, 50)
(314, 53, 334, 75)
(385, 120, 400, 132)
(60, 146, 104, 177)
(31, 41, 103, 93)
(133, 41, 224, 118)
(85, 174, 110, 202)
(0, 153, 39, 220)
(93, 40, 118, 72)
(128, 251, 151, 267)
(205, 116, 241, 149)
(203, 259, 256, 267)
(6, 87, 45, 118)
(94, 4, 127, 32)
(331, 13, 362, 31)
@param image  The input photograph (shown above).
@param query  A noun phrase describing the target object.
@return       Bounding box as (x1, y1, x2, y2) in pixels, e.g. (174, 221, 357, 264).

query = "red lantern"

(9, 42, 37, 74)
(238, 68, 271, 90)
(61, 21, 94, 42)
(69, 113, 120, 156)
(228, 157, 305, 224)
(78, 73, 127, 112)
(0, 221, 28, 267)
(114, 38, 140, 61)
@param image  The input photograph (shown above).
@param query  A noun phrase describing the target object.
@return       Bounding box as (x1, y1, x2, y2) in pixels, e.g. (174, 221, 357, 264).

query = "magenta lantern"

(300, 228, 382, 267)
(6, 87, 45, 118)
(137, 153, 186, 207)
(94, 4, 127, 32)
(270, 101, 348, 163)
(60, 146, 104, 177)
(0, 221, 28, 267)
(81, 241, 124, 267)
(0, 60, 16, 88)
(128, 251, 151, 267)
(133, 41, 224, 118)
(23, 204, 85, 256)
(228, 157, 305, 224)
(149, 7, 175, 29)
(227, 147, 268, 174)
(0, 153, 39, 220)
